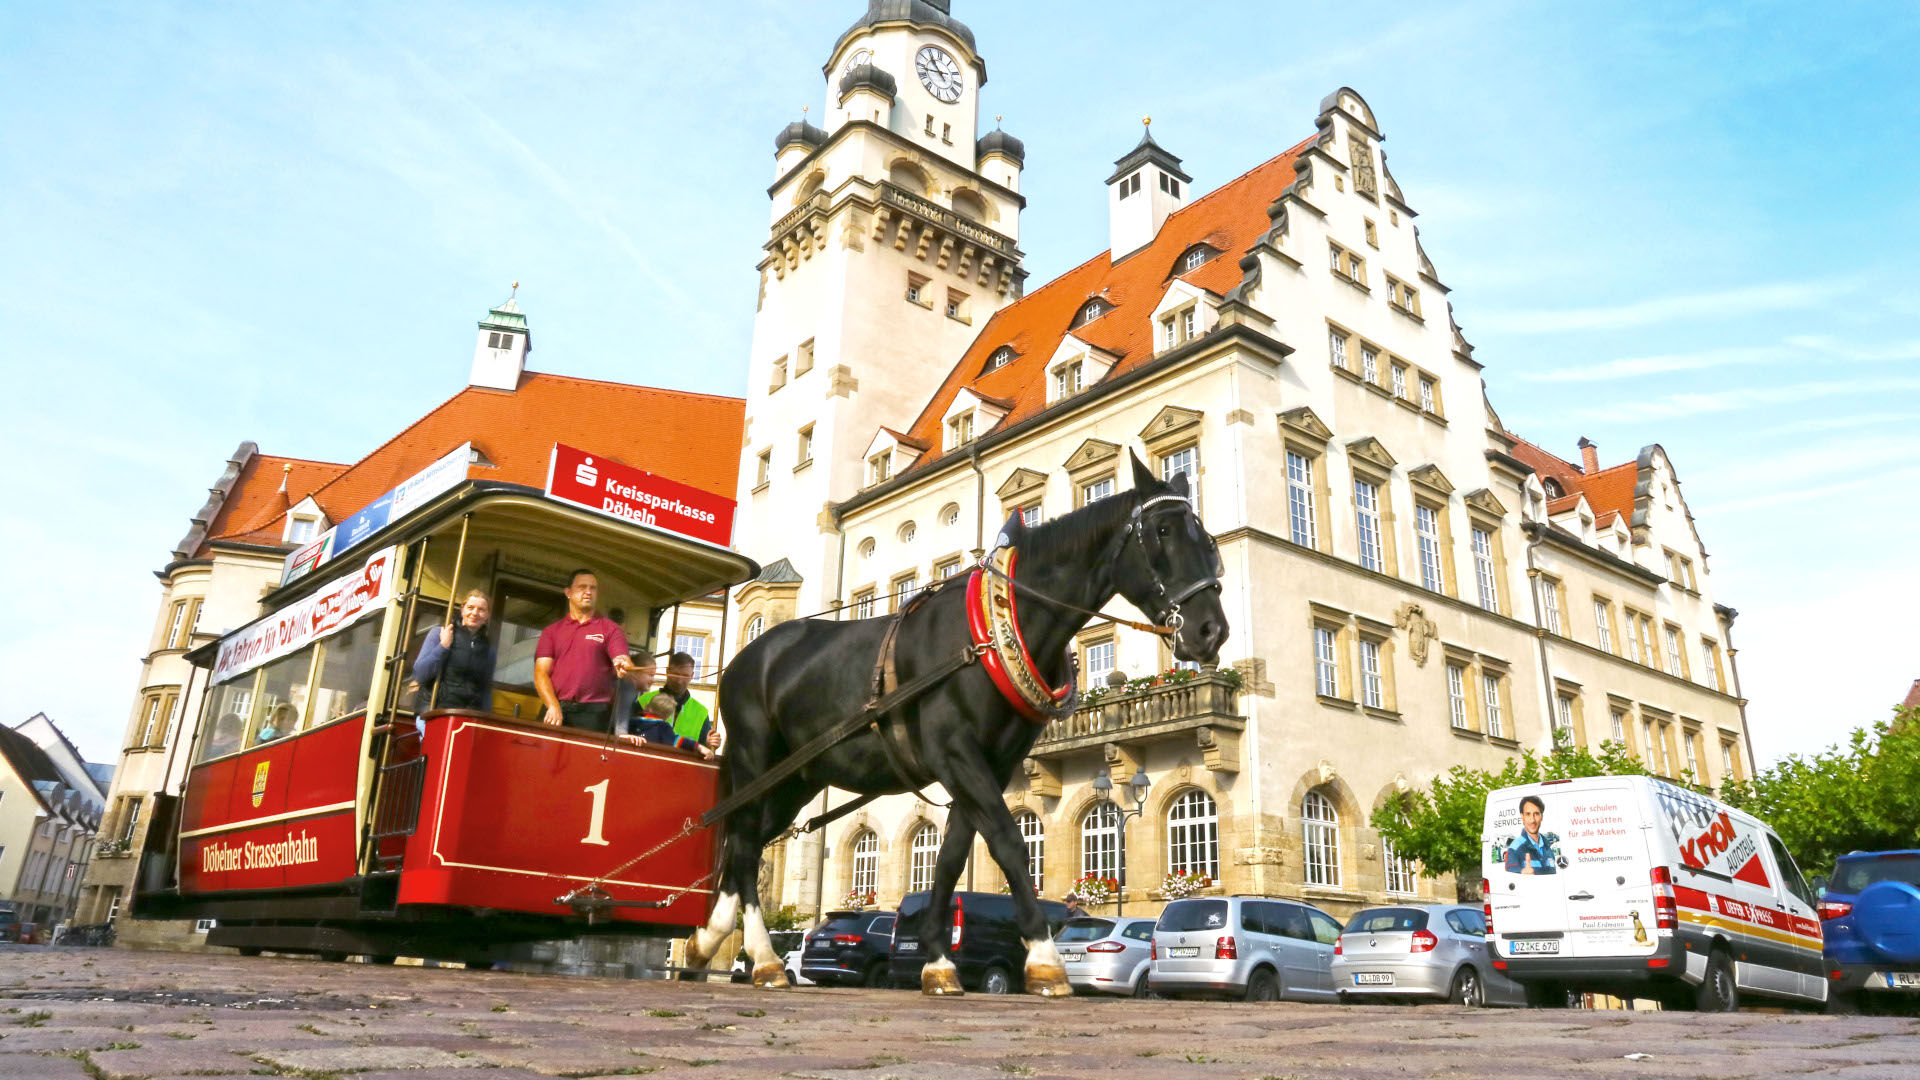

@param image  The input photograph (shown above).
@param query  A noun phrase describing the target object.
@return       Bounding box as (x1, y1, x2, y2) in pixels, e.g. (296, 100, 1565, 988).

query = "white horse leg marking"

(924, 956, 958, 979)
(690, 891, 740, 966)
(1024, 937, 1062, 970)
(742, 903, 787, 987)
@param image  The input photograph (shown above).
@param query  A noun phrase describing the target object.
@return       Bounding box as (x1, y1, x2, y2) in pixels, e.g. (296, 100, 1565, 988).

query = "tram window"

(198, 677, 255, 762)
(249, 647, 315, 748)
(313, 615, 385, 723)
(493, 580, 567, 691)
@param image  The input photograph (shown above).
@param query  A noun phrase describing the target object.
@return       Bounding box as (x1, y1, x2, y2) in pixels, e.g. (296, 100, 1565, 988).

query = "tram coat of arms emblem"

(252, 762, 270, 808)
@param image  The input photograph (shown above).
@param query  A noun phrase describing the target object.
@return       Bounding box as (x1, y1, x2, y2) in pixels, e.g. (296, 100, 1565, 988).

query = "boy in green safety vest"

(633, 651, 718, 757)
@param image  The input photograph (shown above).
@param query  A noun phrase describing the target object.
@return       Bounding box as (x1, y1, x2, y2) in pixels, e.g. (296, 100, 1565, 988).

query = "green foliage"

(761, 904, 806, 931)
(1371, 737, 1672, 899)
(1721, 708, 1920, 877)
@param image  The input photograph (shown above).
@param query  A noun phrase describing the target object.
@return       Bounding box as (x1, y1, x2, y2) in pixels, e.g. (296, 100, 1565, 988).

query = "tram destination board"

(545, 443, 734, 548)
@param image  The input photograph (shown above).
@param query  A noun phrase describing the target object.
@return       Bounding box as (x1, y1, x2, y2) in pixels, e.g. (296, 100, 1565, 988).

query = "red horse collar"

(966, 549, 1075, 724)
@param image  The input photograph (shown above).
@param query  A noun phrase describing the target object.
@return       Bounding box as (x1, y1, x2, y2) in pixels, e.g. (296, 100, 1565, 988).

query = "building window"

(755, 449, 774, 488)
(934, 557, 963, 580)
(1084, 638, 1116, 689)
(1181, 246, 1210, 272)
(1015, 810, 1044, 886)
(1119, 172, 1141, 199)
(852, 590, 876, 620)
(1664, 625, 1687, 678)
(136, 695, 162, 749)
(940, 503, 961, 527)
(869, 453, 891, 486)
(1538, 575, 1563, 635)
(1314, 626, 1339, 698)
(1053, 360, 1083, 399)
(1383, 838, 1415, 895)
(1471, 527, 1499, 612)
(1359, 638, 1384, 709)
(165, 600, 189, 650)
(1080, 475, 1114, 507)
(906, 272, 930, 305)
(946, 289, 970, 321)
(770, 356, 787, 392)
(1166, 789, 1219, 880)
(1611, 708, 1627, 745)
(1720, 740, 1738, 777)
(1683, 731, 1700, 779)
(1302, 790, 1340, 888)
(744, 616, 765, 643)
(1328, 327, 1349, 370)
(1414, 504, 1444, 593)
(1020, 505, 1041, 529)
(898, 520, 917, 543)
(1446, 663, 1468, 729)
(288, 517, 316, 544)
(1081, 801, 1123, 883)
(797, 425, 813, 466)
(1360, 345, 1378, 384)
(1286, 451, 1319, 548)
(1593, 599, 1614, 654)
(1700, 638, 1725, 691)
(1329, 242, 1366, 285)
(1419, 377, 1437, 413)
(1554, 694, 1576, 739)
(909, 823, 940, 892)
(1387, 276, 1420, 315)
(1624, 610, 1646, 665)
(1482, 673, 1505, 739)
(1076, 298, 1110, 326)
(1158, 172, 1181, 197)
(673, 634, 707, 679)
(1160, 445, 1198, 491)
(851, 829, 878, 896)
(892, 573, 919, 611)
(1181, 306, 1197, 341)
(1354, 478, 1384, 572)
(1391, 363, 1407, 399)
(106, 890, 122, 924)
(986, 345, 1017, 370)
(119, 796, 144, 846)
(795, 338, 815, 376)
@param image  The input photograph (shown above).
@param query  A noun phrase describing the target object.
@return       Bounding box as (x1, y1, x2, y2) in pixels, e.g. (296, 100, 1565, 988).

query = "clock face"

(915, 45, 963, 103)
(844, 48, 873, 75)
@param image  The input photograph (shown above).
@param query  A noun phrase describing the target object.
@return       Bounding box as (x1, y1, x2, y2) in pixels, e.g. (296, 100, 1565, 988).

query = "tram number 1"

(581, 779, 611, 846)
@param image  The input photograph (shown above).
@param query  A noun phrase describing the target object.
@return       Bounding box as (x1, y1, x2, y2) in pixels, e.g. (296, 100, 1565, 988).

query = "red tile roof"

(209, 374, 745, 547)
(895, 136, 1320, 463)
(1508, 436, 1638, 527)
(199, 455, 349, 553)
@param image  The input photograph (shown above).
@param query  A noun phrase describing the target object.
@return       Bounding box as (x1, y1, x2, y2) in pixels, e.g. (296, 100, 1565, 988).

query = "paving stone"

(0, 1053, 96, 1080)
(87, 1046, 263, 1078)
(254, 1045, 481, 1071)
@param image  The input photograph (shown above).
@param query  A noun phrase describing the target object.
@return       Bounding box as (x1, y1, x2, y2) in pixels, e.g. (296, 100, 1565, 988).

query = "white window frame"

(1081, 801, 1123, 883)
(1419, 377, 1436, 412)
(1354, 478, 1384, 572)
(1020, 505, 1041, 529)
(1302, 791, 1340, 888)
(1160, 446, 1198, 490)
(1471, 527, 1499, 612)
(744, 615, 765, 643)
(1286, 451, 1318, 548)
(909, 823, 940, 892)
(1611, 708, 1627, 745)
(672, 634, 707, 678)
(1383, 838, 1416, 896)
(1664, 626, 1685, 676)
(1414, 504, 1443, 593)
(1084, 639, 1116, 688)
(1015, 810, 1044, 887)
(1359, 638, 1383, 708)
(1391, 364, 1407, 399)
(1554, 694, 1575, 736)
(1328, 328, 1348, 369)
(1539, 577, 1563, 635)
(1314, 627, 1338, 698)
(1482, 673, 1504, 739)
(1165, 789, 1219, 880)
(1081, 475, 1115, 505)
(1593, 600, 1614, 654)
(1361, 346, 1378, 384)
(1446, 663, 1468, 729)
(851, 829, 879, 896)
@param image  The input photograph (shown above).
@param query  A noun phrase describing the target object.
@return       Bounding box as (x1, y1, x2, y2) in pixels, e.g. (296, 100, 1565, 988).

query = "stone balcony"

(1024, 671, 1246, 789)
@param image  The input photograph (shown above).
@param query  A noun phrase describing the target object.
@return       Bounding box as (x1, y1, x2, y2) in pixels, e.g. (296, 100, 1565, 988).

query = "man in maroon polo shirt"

(535, 568, 634, 734)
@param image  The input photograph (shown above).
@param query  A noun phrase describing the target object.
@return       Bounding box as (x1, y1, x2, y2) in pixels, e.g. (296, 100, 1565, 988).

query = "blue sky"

(3, 1, 1915, 768)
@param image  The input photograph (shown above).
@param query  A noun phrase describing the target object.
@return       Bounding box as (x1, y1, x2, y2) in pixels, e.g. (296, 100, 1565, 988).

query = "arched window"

(939, 502, 961, 527)
(1072, 298, 1111, 328)
(744, 615, 765, 643)
(1166, 789, 1219, 880)
(1080, 801, 1124, 883)
(1179, 245, 1213, 273)
(951, 189, 988, 222)
(985, 345, 1017, 371)
(888, 160, 931, 194)
(1542, 477, 1564, 499)
(850, 828, 879, 897)
(1383, 837, 1416, 895)
(796, 171, 826, 202)
(1014, 809, 1044, 888)
(1302, 790, 1340, 887)
(858, 537, 876, 559)
(909, 822, 941, 892)
(898, 520, 917, 543)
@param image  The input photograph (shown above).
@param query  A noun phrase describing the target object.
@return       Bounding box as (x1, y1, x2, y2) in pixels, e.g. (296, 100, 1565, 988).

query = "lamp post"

(1090, 767, 1151, 916)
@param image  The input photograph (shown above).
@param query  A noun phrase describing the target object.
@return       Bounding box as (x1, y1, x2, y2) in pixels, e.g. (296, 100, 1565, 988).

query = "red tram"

(136, 455, 756, 965)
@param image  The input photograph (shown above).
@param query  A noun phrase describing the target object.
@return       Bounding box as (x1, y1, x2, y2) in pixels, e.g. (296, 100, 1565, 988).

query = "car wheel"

(1132, 972, 1154, 998)
(981, 966, 1013, 995)
(1694, 949, 1738, 1013)
(1244, 969, 1279, 1003)
(1449, 967, 1484, 1007)
(1824, 989, 1862, 1016)
(863, 961, 889, 989)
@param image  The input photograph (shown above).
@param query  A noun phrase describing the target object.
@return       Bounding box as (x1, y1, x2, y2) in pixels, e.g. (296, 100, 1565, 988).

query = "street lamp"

(1090, 767, 1152, 916)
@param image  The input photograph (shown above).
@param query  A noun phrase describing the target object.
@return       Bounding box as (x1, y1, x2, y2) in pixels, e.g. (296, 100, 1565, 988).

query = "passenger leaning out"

(412, 590, 497, 711)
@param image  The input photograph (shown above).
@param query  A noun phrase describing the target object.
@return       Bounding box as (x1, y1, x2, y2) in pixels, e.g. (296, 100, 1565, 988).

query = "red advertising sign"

(545, 443, 735, 548)
(211, 547, 397, 684)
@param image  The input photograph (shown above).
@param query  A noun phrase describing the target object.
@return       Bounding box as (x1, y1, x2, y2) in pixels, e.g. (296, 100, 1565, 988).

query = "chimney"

(1577, 436, 1599, 475)
(1107, 119, 1190, 261)
(471, 285, 530, 391)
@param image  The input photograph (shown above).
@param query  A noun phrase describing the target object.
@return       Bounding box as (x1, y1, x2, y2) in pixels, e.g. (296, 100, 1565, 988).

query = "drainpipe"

(1520, 522, 1559, 751)
(968, 445, 988, 559)
(1716, 603, 1759, 781)
(812, 503, 848, 920)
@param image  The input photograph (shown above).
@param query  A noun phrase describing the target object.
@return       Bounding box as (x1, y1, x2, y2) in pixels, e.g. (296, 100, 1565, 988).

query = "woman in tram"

(411, 590, 498, 711)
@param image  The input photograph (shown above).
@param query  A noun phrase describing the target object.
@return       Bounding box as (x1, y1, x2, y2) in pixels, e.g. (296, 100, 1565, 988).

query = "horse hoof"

(1026, 965, 1072, 999)
(752, 961, 790, 989)
(921, 967, 966, 996)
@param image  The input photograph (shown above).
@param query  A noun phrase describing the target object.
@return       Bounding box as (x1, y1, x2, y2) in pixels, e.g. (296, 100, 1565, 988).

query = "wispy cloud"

(1478, 279, 1855, 334)
(1573, 375, 1920, 422)
(1520, 335, 1920, 382)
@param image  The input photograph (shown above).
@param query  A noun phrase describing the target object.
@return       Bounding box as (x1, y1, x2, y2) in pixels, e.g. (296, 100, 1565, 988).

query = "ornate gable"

(1277, 405, 1333, 446)
(1407, 464, 1455, 497)
(996, 467, 1047, 501)
(1345, 436, 1397, 471)
(1463, 488, 1508, 517)
(1139, 405, 1203, 452)
(1063, 438, 1122, 474)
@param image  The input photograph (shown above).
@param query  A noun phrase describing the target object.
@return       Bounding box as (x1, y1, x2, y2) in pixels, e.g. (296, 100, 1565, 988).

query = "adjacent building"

(1, 714, 107, 933)
(728, 2, 1752, 918)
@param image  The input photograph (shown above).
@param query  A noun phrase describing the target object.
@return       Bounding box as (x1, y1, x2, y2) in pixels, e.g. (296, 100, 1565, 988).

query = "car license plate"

(1353, 973, 1394, 985)
(1510, 939, 1560, 955)
(897, 941, 917, 952)
(1167, 946, 1200, 959)
(1059, 950, 1084, 962)
(1890, 972, 1920, 989)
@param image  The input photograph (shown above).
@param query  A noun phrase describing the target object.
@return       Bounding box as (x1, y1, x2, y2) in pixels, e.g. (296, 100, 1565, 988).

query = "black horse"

(688, 454, 1229, 996)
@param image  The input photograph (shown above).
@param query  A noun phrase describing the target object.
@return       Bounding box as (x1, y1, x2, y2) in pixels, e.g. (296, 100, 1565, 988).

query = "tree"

(1372, 739, 1668, 901)
(1721, 707, 1920, 879)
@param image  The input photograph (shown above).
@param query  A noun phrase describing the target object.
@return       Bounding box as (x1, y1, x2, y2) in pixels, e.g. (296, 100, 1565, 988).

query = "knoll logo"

(251, 762, 270, 808)
(1679, 810, 1736, 868)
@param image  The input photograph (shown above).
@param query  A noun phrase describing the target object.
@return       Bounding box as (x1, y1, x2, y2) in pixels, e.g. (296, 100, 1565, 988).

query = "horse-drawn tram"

(135, 449, 757, 965)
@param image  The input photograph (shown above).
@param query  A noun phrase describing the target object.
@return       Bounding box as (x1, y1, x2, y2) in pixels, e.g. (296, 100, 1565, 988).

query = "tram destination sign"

(545, 443, 735, 548)
(281, 442, 472, 585)
(215, 546, 398, 684)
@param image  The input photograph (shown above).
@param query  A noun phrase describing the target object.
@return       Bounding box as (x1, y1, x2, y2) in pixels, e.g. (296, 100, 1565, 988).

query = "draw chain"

(558, 815, 713, 906)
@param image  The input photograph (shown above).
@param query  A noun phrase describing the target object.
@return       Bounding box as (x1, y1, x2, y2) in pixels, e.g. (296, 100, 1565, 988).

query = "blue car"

(1819, 849, 1920, 1013)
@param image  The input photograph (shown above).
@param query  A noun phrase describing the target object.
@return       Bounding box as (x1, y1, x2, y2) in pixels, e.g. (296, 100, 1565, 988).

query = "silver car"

(1055, 916, 1156, 996)
(1332, 904, 1523, 1006)
(1150, 896, 1343, 1002)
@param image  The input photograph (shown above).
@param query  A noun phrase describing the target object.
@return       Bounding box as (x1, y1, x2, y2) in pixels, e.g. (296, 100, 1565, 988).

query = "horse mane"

(1017, 488, 1142, 568)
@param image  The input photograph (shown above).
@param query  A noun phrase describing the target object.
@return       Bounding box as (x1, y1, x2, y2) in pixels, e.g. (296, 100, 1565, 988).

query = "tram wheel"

(369, 955, 398, 965)
(318, 951, 348, 963)
(237, 947, 263, 957)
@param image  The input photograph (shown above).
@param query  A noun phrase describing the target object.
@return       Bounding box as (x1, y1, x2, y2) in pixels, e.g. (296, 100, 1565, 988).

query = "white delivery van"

(1481, 775, 1825, 1011)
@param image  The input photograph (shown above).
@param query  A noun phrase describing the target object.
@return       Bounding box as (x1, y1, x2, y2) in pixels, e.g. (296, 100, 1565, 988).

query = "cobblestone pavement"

(3, 945, 1916, 1080)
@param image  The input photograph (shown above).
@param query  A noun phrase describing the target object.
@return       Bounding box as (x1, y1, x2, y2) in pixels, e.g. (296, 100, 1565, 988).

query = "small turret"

(470, 286, 529, 391)
(1106, 119, 1190, 260)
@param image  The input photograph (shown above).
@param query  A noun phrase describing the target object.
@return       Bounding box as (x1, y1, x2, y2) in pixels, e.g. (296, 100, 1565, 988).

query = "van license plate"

(897, 941, 917, 952)
(1890, 972, 1920, 988)
(1510, 940, 1560, 955)
(1353, 973, 1394, 985)
(1167, 946, 1200, 958)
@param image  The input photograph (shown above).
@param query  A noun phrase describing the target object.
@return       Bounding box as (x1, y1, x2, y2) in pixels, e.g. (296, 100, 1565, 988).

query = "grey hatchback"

(1331, 904, 1524, 1007)
(1056, 916, 1156, 996)
(1150, 896, 1343, 1002)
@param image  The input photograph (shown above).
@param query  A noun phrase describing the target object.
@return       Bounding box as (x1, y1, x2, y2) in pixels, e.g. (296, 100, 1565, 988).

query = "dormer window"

(1179, 245, 1213, 273)
(1052, 361, 1083, 400)
(869, 453, 892, 485)
(1543, 478, 1565, 499)
(1159, 305, 1200, 351)
(487, 331, 515, 350)
(947, 411, 974, 449)
(288, 516, 316, 544)
(1159, 173, 1182, 197)
(985, 345, 1017, 372)
(1073, 298, 1111, 327)
(1119, 172, 1142, 199)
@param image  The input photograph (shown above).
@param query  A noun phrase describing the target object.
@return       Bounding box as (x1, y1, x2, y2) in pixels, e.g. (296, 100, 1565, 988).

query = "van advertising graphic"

(1653, 781, 1770, 886)
(1488, 792, 1564, 875)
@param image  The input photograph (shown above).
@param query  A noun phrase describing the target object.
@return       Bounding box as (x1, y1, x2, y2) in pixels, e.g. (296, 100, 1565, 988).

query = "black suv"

(0, 902, 20, 944)
(889, 891, 1070, 994)
(799, 909, 898, 986)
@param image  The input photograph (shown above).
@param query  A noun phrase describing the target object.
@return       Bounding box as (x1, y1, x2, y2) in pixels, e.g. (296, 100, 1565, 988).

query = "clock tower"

(729, 0, 1027, 639)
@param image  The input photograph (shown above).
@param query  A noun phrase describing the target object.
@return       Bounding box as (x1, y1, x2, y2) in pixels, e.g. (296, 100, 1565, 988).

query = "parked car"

(0, 902, 21, 944)
(890, 891, 1070, 994)
(1481, 775, 1826, 1011)
(1332, 904, 1523, 1006)
(728, 930, 810, 985)
(1818, 849, 1920, 1013)
(799, 909, 897, 987)
(1055, 916, 1156, 996)
(1149, 895, 1343, 1002)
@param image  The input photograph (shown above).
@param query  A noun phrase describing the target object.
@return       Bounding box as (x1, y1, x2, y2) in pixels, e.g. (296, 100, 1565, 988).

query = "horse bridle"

(1118, 493, 1223, 636)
